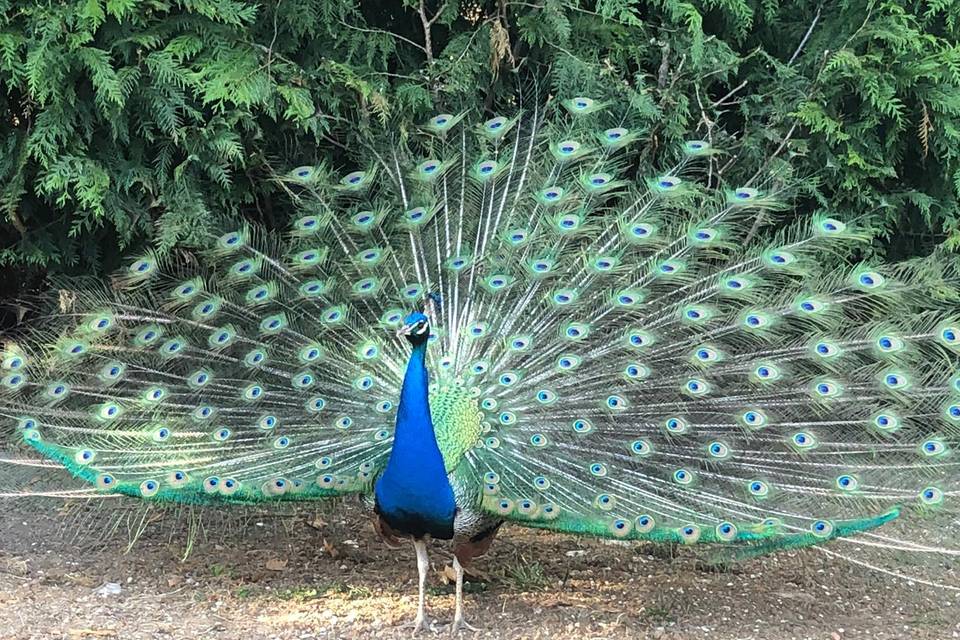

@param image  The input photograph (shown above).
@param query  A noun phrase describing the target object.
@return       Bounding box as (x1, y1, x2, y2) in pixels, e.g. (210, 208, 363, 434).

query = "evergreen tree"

(1, 0, 958, 308)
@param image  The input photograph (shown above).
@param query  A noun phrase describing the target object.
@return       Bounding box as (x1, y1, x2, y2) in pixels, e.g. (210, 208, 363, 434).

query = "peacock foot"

(402, 614, 426, 636)
(450, 615, 479, 634)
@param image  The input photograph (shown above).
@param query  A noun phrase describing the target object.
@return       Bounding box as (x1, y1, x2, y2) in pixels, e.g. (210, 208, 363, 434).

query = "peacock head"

(398, 312, 430, 345)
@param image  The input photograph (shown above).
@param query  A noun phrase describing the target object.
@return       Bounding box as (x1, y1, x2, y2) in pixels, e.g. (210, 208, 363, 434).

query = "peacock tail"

(2, 97, 958, 563)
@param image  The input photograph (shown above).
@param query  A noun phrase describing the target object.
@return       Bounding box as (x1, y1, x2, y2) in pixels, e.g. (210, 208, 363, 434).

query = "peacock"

(2, 96, 959, 633)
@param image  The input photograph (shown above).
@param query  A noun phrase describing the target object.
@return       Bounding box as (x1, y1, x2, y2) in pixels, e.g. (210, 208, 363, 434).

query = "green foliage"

(505, 560, 551, 591)
(0, 0, 389, 274)
(1, 0, 959, 288)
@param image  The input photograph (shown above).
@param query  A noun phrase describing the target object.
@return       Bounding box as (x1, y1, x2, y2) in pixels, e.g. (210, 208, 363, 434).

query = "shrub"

(1, 0, 957, 294)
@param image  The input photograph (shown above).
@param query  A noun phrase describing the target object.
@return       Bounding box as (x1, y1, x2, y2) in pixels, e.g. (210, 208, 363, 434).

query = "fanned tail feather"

(1, 96, 958, 574)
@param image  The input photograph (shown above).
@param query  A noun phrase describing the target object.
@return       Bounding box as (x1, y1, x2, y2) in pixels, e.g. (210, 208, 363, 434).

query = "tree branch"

(418, 0, 448, 64)
(710, 80, 747, 109)
(788, 5, 821, 66)
(337, 19, 427, 54)
(657, 41, 670, 90)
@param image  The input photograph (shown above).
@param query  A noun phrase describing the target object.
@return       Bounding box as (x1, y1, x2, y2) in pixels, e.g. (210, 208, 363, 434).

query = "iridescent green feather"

(1, 99, 957, 579)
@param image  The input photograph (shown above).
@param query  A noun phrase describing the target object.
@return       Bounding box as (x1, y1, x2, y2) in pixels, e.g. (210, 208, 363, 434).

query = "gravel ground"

(1, 498, 958, 640)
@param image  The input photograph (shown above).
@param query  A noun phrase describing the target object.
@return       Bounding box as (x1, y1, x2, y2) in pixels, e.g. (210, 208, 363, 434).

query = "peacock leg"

(410, 538, 429, 634)
(450, 554, 478, 633)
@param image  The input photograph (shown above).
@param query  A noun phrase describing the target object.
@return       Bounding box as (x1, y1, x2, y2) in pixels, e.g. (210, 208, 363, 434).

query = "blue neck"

(374, 340, 456, 538)
(395, 342, 433, 443)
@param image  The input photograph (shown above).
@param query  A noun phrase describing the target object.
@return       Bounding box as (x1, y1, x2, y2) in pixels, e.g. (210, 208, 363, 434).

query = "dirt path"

(1, 499, 956, 640)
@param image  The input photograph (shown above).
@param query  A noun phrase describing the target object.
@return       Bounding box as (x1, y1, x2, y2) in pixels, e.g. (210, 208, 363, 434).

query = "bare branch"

(711, 80, 748, 109)
(742, 120, 799, 247)
(338, 19, 427, 54)
(418, 0, 449, 63)
(657, 42, 670, 90)
(788, 5, 822, 66)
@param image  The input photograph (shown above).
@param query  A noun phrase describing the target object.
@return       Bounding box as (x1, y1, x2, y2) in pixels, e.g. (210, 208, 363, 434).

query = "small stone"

(95, 582, 122, 597)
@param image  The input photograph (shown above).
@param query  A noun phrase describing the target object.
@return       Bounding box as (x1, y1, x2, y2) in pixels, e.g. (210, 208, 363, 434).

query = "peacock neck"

(396, 341, 432, 441)
(374, 339, 456, 539)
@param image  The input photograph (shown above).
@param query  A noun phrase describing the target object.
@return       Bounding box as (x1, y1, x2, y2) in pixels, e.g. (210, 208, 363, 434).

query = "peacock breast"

(429, 382, 484, 472)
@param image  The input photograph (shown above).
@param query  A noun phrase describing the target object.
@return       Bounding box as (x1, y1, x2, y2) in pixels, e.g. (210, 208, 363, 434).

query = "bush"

(1, 0, 958, 293)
